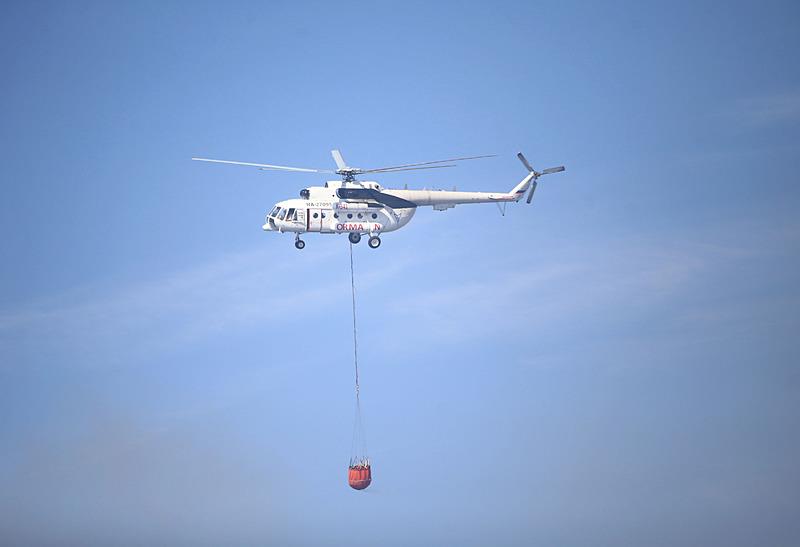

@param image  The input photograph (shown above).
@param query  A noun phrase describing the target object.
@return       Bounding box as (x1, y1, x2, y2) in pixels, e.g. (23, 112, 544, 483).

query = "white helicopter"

(192, 150, 565, 249)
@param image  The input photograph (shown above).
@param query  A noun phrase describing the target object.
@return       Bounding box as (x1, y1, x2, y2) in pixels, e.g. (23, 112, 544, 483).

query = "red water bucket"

(348, 464, 372, 490)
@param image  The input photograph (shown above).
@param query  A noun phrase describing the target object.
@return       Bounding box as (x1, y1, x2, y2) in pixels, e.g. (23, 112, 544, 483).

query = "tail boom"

(379, 152, 564, 208)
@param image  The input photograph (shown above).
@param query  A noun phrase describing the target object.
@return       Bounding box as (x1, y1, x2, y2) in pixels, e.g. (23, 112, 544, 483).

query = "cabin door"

(307, 208, 323, 232)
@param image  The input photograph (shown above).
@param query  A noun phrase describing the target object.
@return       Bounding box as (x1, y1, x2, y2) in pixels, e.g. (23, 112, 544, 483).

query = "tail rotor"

(517, 152, 565, 204)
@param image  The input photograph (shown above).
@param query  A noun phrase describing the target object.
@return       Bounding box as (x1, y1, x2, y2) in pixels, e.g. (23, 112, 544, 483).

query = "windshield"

(269, 206, 280, 217)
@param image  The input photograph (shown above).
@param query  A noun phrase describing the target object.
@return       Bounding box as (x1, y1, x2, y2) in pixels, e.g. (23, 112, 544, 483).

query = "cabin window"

(357, 213, 363, 219)
(371, 213, 377, 219)
(313, 212, 318, 219)
(334, 213, 339, 219)
(347, 213, 353, 219)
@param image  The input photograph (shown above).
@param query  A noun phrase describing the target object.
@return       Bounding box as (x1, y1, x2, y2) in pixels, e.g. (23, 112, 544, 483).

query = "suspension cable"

(349, 241, 360, 400)
(349, 241, 368, 464)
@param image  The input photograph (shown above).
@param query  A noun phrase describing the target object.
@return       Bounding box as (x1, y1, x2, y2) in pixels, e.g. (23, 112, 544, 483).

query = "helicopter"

(192, 150, 565, 249)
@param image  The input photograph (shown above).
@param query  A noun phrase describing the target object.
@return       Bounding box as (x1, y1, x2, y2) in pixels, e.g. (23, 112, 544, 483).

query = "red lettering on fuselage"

(336, 223, 365, 231)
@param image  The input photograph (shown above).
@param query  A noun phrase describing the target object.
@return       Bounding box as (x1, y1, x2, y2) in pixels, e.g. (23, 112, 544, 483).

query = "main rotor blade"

(192, 157, 334, 173)
(364, 164, 457, 174)
(541, 166, 566, 175)
(331, 149, 348, 170)
(360, 154, 495, 173)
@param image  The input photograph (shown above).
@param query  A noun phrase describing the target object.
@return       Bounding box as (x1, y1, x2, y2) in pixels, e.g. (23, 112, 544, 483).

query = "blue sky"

(1, 1, 799, 545)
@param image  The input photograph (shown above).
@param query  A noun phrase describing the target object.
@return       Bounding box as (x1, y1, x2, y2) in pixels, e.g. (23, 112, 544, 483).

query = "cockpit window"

(287, 208, 296, 221)
(278, 209, 287, 220)
(269, 206, 280, 217)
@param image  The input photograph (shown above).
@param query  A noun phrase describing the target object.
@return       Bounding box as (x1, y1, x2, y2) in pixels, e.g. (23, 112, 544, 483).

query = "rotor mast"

(331, 149, 359, 183)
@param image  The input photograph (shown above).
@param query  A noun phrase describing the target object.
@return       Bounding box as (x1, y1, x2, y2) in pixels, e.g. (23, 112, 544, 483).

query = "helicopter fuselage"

(262, 181, 417, 236)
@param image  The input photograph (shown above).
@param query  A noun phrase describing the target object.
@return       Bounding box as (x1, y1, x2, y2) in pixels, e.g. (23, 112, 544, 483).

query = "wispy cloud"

(728, 90, 800, 127)
(369, 220, 799, 351)
(376, 240, 707, 342)
(0, 245, 348, 365)
(1, 218, 796, 368)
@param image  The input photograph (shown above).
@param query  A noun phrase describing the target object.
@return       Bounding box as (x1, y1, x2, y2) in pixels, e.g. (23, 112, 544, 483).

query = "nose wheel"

(368, 236, 381, 249)
(348, 232, 362, 244)
(294, 235, 305, 250)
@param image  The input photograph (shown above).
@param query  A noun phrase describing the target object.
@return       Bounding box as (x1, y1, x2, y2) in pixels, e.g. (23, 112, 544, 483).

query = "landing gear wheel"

(348, 232, 362, 244)
(294, 239, 305, 250)
(368, 236, 381, 249)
